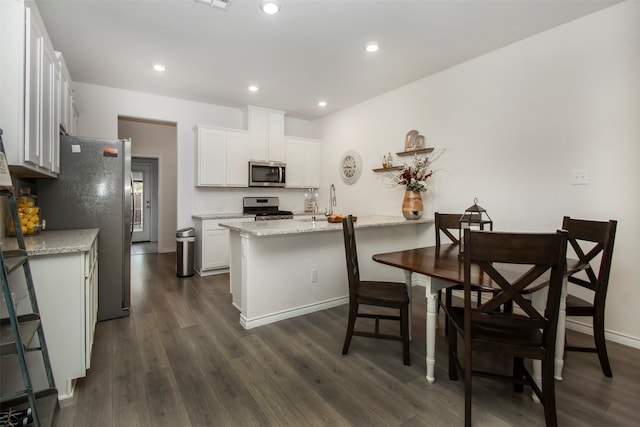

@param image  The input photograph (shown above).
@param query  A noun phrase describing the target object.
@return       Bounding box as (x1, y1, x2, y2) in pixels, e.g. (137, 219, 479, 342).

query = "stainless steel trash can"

(176, 227, 195, 277)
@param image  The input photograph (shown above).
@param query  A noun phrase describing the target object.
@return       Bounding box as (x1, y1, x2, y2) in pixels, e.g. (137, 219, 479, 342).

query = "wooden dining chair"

(341, 215, 410, 365)
(562, 216, 617, 377)
(448, 229, 568, 427)
(435, 212, 486, 334)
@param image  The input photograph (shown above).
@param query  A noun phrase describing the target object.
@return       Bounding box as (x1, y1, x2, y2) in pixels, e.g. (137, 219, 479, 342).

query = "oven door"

(249, 161, 286, 187)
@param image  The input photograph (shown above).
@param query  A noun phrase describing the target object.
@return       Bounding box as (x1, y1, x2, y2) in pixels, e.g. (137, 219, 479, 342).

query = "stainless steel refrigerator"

(37, 135, 132, 321)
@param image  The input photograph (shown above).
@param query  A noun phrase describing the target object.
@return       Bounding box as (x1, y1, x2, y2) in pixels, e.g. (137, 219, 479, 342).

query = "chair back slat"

(342, 215, 360, 301)
(562, 216, 617, 297)
(463, 229, 568, 350)
(435, 212, 462, 246)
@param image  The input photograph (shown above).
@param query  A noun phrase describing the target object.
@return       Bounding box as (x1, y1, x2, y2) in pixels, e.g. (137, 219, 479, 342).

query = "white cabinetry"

(56, 52, 75, 137)
(195, 125, 248, 187)
(0, 1, 70, 177)
(194, 218, 247, 275)
(1, 234, 99, 398)
(244, 105, 285, 162)
(285, 136, 321, 188)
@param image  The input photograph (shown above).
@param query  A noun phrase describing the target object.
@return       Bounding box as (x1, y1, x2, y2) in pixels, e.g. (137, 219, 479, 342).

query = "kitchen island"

(219, 216, 432, 329)
(1, 229, 99, 398)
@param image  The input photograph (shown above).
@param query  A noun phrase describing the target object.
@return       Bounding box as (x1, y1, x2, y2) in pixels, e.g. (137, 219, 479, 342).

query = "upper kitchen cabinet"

(195, 125, 248, 187)
(0, 0, 70, 178)
(56, 52, 76, 137)
(285, 136, 321, 188)
(244, 105, 285, 162)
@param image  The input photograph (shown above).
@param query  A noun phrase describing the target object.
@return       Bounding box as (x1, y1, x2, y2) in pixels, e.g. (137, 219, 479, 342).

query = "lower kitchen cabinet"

(194, 218, 247, 275)
(0, 231, 98, 399)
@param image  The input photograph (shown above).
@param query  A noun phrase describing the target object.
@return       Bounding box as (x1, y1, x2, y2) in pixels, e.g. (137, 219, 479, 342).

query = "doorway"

(132, 158, 159, 246)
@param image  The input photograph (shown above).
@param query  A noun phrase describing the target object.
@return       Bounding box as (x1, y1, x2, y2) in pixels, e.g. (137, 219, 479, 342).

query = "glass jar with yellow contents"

(6, 189, 42, 236)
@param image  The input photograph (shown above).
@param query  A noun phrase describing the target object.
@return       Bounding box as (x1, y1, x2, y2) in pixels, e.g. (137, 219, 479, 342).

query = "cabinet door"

(304, 141, 321, 188)
(197, 128, 226, 186)
(285, 138, 305, 188)
(52, 59, 61, 173)
(226, 131, 248, 186)
(84, 238, 98, 369)
(203, 229, 230, 269)
(248, 108, 269, 160)
(267, 111, 285, 161)
(40, 39, 56, 171)
(24, 7, 43, 167)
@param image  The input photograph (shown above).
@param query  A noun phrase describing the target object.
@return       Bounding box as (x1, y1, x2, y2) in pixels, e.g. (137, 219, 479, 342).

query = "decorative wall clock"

(339, 150, 362, 185)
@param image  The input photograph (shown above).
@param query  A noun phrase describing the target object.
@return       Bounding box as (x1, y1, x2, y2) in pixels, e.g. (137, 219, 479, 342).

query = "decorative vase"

(402, 190, 423, 220)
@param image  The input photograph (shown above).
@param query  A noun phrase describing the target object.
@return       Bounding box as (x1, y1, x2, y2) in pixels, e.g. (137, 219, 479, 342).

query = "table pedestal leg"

(554, 278, 567, 380)
(425, 278, 438, 383)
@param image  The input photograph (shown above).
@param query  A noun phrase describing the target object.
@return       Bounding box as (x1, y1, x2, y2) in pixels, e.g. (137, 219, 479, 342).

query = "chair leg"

(401, 304, 410, 366)
(513, 357, 524, 392)
(448, 317, 458, 380)
(444, 288, 453, 336)
(593, 313, 613, 377)
(541, 360, 558, 427)
(464, 344, 472, 427)
(342, 304, 357, 355)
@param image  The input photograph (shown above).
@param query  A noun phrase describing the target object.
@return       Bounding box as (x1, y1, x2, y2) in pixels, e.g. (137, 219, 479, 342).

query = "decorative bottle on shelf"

(387, 152, 393, 167)
(304, 188, 319, 213)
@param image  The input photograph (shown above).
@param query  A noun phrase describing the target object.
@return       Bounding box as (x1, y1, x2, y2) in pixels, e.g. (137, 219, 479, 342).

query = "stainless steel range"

(243, 197, 293, 221)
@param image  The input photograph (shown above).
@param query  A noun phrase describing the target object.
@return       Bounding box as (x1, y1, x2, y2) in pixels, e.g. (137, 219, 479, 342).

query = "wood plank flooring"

(53, 252, 640, 426)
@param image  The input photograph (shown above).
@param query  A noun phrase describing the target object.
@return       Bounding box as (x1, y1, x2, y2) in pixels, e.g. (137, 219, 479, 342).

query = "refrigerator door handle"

(130, 173, 134, 235)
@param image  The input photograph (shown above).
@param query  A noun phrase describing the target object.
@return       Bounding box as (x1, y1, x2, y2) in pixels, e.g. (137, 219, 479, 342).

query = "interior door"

(131, 162, 152, 242)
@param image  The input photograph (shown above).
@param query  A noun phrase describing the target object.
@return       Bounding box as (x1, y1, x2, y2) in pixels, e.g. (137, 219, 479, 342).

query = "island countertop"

(219, 215, 433, 237)
(0, 228, 99, 256)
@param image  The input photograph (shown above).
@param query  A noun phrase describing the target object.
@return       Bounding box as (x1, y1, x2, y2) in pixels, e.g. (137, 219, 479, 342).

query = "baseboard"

(565, 319, 640, 349)
(195, 267, 229, 277)
(444, 289, 640, 350)
(240, 296, 349, 329)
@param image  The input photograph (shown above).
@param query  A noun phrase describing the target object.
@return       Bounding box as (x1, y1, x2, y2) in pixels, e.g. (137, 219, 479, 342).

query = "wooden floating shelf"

(396, 147, 434, 156)
(372, 166, 403, 172)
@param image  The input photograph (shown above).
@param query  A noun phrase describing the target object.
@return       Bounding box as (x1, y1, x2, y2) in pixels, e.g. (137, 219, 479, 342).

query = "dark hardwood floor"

(53, 252, 639, 426)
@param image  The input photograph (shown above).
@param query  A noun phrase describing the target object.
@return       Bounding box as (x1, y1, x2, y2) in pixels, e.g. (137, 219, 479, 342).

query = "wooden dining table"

(373, 243, 587, 388)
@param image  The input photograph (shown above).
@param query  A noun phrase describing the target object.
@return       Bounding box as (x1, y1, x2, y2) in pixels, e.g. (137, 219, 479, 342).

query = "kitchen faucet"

(325, 184, 337, 216)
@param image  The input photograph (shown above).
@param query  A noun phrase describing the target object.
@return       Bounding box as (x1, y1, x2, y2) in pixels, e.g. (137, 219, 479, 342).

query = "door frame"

(131, 157, 159, 243)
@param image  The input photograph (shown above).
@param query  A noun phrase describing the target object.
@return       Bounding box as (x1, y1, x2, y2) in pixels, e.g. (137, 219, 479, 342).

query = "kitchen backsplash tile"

(193, 187, 308, 215)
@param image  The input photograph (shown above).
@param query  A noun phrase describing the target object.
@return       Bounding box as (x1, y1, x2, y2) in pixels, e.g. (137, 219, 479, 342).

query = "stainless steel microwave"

(249, 161, 286, 187)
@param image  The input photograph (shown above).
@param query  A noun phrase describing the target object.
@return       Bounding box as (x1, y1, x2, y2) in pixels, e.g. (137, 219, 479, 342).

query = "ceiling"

(36, 0, 621, 121)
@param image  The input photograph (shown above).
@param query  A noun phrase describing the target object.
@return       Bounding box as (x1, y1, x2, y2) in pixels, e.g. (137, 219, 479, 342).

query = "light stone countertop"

(0, 228, 99, 256)
(192, 213, 253, 220)
(219, 215, 433, 237)
(192, 212, 319, 220)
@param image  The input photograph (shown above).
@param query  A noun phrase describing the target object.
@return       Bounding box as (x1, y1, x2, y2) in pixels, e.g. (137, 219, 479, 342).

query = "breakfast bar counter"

(219, 216, 432, 329)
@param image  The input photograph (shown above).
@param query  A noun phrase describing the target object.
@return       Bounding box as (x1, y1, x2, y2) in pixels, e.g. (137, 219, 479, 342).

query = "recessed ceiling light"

(365, 42, 379, 53)
(260, 0, 280, 15)
(248, 85, 259, 92)
(318, 101, 327, 107)
(153, 64, 166, 72)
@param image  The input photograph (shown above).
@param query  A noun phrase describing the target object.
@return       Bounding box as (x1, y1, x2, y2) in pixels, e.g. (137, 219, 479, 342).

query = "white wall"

(316, 1, 640, 346)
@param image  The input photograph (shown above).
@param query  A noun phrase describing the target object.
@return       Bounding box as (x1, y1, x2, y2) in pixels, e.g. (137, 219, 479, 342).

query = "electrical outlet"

(571, 169, 589, 185)
(311, 269, 318, 283)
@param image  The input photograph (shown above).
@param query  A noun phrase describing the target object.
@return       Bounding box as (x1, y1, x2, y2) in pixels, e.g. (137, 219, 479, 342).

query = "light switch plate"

(571, 169, 589, 185)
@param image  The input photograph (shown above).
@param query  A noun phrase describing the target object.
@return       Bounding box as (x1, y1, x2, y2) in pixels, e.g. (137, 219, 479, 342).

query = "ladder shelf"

(0, 129, 58, 426)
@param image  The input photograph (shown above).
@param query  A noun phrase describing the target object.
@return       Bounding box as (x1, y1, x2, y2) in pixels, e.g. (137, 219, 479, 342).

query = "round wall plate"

(339, 150, 362, 185)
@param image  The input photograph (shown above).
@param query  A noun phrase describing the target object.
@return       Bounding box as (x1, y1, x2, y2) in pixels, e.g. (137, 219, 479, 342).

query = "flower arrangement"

(396, 156, 433, 192)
